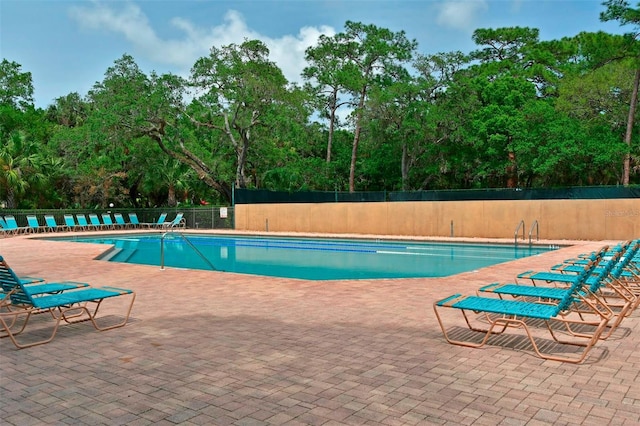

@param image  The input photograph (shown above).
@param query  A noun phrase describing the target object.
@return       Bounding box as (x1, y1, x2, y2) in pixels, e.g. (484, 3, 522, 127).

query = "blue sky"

(1, 0, 628, 108)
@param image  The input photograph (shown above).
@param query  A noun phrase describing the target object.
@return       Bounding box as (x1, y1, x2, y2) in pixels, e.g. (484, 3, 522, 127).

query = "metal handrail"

(528, 220, 539, 245)
(160, 231, 216, 271)
(514, 220, 525, 246)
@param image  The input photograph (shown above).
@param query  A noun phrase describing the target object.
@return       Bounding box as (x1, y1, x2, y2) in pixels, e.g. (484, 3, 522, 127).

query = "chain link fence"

(0, 207, 234, 230)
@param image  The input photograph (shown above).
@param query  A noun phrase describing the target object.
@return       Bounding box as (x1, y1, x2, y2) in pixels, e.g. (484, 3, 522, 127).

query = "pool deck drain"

(1, 233, 639, 425)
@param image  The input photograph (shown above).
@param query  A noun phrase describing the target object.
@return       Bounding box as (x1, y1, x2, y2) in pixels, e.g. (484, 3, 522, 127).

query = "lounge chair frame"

(0, 256, 135, 349)
(433, 256, 612, 363)
(26, 215, 43, 233)
(44, 215, 69, 232)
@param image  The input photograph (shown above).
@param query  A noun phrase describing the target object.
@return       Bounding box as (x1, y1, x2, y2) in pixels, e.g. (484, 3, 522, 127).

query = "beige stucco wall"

(235, 199, 640, 240)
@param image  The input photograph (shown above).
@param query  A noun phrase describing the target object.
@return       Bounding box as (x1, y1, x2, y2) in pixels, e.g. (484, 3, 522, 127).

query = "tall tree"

(46, 92, 88, 128)
(600, 0, 640, 185)
(303, 35, 352, 163)
(189, 40, 291, 190)
(0, 59, 34, 111)
(329, 21, 416, 192)
(466, 27, 556, 188)
(87, 54, 233, 203)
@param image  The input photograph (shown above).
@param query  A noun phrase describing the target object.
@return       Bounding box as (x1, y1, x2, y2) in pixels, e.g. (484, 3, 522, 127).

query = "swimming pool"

(46, 233, 557, 280)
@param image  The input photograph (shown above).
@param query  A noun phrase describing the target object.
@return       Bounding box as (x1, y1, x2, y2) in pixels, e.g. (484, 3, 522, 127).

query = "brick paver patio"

(1, 233, 638, 425)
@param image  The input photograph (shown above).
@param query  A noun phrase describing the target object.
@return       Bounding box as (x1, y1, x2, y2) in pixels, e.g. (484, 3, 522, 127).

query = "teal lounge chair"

(519, 244, 610, 280)
(0, 255, 135, 349)
(433, 255, 612, 364)
(101, 213, 116, 230)
(76, 214, 93, 231)
(26, 215, 43, 233)
(477, 246, 635, 340)
(127, 213, 141, 229)
(3, 216, 28, 235)
(128, 212, 163, 228)
(64, 214, 80, 231)
(0, 217, 15, 237)
(153, 213, 168, 229)
(113, 213, 129, 228)
(163, 212, 185, 228)
(44, 215, 68, 232)
(88, 214, 108, 230)
(0, 256, 88, 330)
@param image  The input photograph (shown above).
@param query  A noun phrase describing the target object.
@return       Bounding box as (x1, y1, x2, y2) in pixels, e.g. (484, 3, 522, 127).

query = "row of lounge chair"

(434, 240, 640, 363)
(0, 256, 135, 349)
(0, 212, 185, 236)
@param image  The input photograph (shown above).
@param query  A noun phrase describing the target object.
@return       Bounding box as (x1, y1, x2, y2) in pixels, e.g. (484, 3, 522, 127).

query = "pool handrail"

(160, 231, 216, 271)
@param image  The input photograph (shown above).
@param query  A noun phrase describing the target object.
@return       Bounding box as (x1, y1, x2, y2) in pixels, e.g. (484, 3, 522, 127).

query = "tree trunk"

(236, 133, 250, 189)
(401, 143, 409, 191)
(167, 184, 176, 207)
(149, 126, 232, 203)
(6, 188, 16, 209)
(327, 106, 336, 163)
(349, 89, 367, 193)
(622, 68, 639, 186)
(506, 151, 518, 188)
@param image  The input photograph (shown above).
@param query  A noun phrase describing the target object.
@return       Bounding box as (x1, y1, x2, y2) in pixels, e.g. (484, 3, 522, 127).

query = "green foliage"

(1, 13, 639, 208)
(0, 59, 34, 110)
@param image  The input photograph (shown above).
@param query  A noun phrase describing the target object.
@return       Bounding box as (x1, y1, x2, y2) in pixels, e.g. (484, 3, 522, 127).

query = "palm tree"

(0, 131, 44, 208)
(142, 157, 193, 207)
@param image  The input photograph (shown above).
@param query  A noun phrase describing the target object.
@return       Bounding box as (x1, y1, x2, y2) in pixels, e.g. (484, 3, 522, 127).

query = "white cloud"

(436, 0, 489, 32)
(69, 3, 335, 84)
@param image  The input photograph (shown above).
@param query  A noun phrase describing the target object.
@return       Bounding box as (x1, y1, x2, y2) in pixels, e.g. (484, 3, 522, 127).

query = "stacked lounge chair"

(434, 240, 640, 364)
(0, 255, 135, 349)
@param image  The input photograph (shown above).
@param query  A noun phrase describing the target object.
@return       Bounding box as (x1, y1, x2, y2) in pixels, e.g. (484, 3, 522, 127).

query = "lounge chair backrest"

(171, 212, 184, 227)
(44, 215, 58, 228)
(586, 249, 622, 292)
(0, 255, 34, 306)
(64, 214, 76, 228)
(128, 213, 140, 226)
(76, 214, 89, 227)
(114, 213, 126, 226)
(89, 214, 102, 226)
(27, 215, 40, 229)
(4, 216, 20, 230)
(156, 213, 168, 224)
(554, 246, 608, 314)
(102, 214, 114, 225)
(607, 242, 639, 281)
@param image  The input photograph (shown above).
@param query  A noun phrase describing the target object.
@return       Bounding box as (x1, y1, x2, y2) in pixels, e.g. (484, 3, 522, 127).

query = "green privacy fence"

(234, 186, 640, 204)
(0, 207, 234, 230)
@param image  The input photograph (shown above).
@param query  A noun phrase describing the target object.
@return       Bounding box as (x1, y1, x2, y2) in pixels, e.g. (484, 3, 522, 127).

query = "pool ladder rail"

(160, 231, 217, 271)
(514, 220, 540, 246)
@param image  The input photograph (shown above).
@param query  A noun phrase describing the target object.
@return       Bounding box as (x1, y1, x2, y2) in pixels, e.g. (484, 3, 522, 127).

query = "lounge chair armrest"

(99, 286, 135, 295)
(517, 270, 535, 279)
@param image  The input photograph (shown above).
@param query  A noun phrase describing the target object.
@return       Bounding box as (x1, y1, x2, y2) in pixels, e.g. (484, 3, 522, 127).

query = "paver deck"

(1, 232, 639, 425)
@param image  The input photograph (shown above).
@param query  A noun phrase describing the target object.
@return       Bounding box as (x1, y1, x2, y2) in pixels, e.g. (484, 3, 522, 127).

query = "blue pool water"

(47, 233, 557, 280)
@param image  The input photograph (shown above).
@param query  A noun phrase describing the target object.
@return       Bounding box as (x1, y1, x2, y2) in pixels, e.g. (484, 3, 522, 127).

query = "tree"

(46, 92, 89, 128)
(328, 21, 416, 192)
(86, 54, 234, 204)
(600, 0, 640, 185)
(189, 40, 291, 190)
(0, 59, 34, 111)
(303, 35, 352, 163)
(0, 131, 45, 208)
